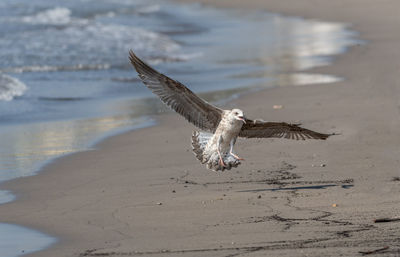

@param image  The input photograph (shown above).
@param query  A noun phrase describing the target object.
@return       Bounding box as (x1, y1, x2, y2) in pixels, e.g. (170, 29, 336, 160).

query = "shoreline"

(1, 0, 400, 256)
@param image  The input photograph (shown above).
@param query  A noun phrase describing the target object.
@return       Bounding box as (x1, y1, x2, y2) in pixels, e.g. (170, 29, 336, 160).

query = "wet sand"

(1, 0, 400, 256)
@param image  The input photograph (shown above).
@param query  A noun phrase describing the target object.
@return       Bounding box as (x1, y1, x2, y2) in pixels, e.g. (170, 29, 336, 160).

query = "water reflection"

(205, 13, 357, 90)
(277, 73, 342, 87)
(0, 115, 154, 182)
(0, 223, 56, 257)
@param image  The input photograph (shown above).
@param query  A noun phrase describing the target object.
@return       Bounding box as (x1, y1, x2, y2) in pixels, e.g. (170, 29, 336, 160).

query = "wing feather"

(239, 119, 331, 140)
(129, 50, 223, 132)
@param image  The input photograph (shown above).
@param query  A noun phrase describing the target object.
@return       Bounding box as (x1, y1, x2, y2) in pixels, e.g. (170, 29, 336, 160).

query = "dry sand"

(1, 0, 400, 256)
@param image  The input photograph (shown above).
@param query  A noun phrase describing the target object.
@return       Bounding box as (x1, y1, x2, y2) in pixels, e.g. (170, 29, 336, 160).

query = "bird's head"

(230, 109, 246, 124)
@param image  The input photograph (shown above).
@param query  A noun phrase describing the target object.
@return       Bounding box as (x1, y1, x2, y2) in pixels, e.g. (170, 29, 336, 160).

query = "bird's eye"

(234, 112, 238, 115)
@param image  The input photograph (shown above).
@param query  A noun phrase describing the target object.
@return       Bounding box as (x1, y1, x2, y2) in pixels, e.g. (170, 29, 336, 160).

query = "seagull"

(129, 51, 331, 171)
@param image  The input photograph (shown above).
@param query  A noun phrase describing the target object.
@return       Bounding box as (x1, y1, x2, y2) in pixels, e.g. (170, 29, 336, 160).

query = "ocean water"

(0, 0, 360, 256)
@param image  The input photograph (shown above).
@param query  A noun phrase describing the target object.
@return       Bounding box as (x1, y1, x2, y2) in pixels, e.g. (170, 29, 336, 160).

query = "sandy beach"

(1, 0, 400, 256)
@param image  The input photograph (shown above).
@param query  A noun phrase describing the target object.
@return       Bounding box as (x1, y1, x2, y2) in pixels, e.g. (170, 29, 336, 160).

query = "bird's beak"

(237, 116, 246, 124)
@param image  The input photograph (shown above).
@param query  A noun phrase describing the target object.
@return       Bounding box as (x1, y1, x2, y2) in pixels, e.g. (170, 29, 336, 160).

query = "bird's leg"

(229, 138, 244, 160)
(217, 135, 226, 167)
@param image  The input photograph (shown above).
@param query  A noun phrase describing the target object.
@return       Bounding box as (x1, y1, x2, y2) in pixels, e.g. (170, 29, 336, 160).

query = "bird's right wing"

(129, 50, 223, 132)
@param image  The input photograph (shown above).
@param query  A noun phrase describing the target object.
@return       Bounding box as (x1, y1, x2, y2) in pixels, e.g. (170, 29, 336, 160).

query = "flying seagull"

(129, 51, 331, 171)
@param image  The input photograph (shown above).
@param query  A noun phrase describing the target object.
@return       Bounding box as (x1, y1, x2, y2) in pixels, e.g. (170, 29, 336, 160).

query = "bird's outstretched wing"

(239, 119, 331, 140)
(129, 50, 223, 132)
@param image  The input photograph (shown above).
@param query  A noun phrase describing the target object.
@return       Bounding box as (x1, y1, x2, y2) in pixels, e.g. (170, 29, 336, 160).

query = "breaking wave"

(0, 22, 182, 70)
(20, 7, 87, 26)
(0, 74, 27, 101)
(2, 64, 111, 73)
(0, 4, 202, 74)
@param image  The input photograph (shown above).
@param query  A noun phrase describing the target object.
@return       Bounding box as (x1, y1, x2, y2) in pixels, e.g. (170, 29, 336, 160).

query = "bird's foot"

(219, 157, 227, 167)
(230, 152, 245, 161)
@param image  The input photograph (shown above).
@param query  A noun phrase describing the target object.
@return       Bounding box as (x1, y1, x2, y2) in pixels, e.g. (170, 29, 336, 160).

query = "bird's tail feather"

(191, 131, 241, 171)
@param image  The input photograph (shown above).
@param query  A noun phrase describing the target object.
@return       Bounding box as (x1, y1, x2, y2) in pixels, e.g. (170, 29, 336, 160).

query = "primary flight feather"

(129, 50, 331, 171)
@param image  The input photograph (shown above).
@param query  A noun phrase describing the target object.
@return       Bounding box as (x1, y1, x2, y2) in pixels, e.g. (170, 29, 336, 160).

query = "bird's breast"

(215, 119, 242, 143)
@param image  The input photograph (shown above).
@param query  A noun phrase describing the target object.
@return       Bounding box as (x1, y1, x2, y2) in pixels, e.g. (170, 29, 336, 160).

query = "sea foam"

(21, 7, 74, 25)
(0, 21, 182, 72)
(0, 74, 27, 101)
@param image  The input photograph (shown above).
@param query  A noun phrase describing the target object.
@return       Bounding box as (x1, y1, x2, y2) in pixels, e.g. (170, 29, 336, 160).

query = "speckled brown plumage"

(129, 50, 332, 171)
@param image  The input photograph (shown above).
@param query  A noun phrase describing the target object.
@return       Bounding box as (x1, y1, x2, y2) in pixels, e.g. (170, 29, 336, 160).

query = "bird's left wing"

(129, 50, 223, 132)
(239, 119, 331, 140)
